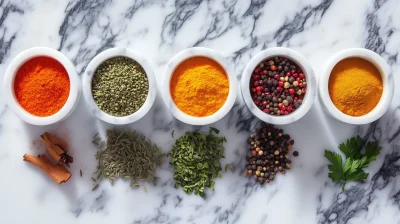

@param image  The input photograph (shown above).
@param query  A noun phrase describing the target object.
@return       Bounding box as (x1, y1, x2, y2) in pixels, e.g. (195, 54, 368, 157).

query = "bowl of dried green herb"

(83, 48, 156, 125)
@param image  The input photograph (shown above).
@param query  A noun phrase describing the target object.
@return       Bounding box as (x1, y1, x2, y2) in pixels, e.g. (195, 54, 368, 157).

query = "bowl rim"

(318, 48, 393, 124)
(3, 47, 80, 125)
(162, 47, 237, 125)
(241, 47, 317, 125)
(82, 47, 156, 125)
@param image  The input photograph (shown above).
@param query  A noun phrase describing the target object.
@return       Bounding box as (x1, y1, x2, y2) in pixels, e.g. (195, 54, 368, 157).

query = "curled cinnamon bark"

(40, 132, 73, 167)
(23, 154, 71, 184)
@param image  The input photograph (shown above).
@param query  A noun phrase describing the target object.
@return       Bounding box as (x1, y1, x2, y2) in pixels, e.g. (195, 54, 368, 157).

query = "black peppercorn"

(244, 123, 296, 185)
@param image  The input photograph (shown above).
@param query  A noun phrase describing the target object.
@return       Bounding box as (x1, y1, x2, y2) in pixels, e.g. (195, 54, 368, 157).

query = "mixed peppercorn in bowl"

(241, 47, 317, 125)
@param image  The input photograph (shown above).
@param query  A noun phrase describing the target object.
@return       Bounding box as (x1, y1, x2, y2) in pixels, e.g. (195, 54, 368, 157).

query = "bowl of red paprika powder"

(4, 47, 80, 125)
(241, 47, 317, 125)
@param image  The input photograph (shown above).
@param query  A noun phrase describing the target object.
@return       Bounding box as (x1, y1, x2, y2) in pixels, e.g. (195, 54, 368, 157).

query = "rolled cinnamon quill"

(40, 132, 73, 167)
(23, 154, 71, 184)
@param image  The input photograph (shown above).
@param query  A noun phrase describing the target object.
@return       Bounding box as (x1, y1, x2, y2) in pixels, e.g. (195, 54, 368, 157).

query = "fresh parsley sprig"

(324, 136, 382, 191)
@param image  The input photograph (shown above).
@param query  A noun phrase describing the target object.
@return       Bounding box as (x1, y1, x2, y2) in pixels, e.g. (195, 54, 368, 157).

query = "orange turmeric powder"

(328, 57, 383, 116)
(170, 57, 229, 117)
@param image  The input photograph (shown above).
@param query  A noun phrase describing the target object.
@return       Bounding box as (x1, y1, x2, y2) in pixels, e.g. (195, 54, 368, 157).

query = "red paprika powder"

(14, 56, 70, 117)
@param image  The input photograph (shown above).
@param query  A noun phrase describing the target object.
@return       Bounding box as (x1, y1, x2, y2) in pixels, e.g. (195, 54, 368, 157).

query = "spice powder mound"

(170, 57, 229, 117)
(14, 57, 70, 117)
(328, 57, 383, 116)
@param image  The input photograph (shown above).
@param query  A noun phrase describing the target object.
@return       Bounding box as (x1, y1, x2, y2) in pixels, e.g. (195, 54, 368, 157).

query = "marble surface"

(1, 0, 400, 223)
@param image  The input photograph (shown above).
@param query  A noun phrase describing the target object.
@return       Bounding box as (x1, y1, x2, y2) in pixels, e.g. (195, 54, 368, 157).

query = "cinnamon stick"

(23, 154, 71, 184)
(40, 132, 73, 167)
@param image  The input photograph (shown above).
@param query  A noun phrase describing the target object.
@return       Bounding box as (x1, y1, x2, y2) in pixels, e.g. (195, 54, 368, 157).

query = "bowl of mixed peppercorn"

(241, 47, 317, 125)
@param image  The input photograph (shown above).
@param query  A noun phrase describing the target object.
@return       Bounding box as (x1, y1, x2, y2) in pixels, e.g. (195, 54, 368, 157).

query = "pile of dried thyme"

(92, 129, 165, 190)
(168, 127, 228, 198)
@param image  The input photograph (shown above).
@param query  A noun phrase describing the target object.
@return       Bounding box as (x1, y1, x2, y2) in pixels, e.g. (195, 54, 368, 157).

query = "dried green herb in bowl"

(92, 129, 165, 189)
(92, 56, 149, 117)
(168, 127, 227, 198)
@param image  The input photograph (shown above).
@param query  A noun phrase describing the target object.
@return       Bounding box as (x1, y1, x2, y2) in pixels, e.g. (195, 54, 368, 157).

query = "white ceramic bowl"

(319, 48, 393, 125)
(82, 48, 156, 125)
(241, 47, 317, 125)
(4, 47, 80, 125)
(162, 47, 237, 125)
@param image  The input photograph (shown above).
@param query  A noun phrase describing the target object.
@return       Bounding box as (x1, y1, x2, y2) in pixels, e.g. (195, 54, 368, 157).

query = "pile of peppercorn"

(244, 123, 295, 185)
(250, 57, 307, 116)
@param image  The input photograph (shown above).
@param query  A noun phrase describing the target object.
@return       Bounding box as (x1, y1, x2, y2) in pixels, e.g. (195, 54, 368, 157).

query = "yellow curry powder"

(170, 57, 229, 117)
(328, 57, 383, 116)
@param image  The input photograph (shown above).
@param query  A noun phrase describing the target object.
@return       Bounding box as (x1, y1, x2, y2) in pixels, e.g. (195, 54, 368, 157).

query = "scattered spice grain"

(92, 184, 99, 191)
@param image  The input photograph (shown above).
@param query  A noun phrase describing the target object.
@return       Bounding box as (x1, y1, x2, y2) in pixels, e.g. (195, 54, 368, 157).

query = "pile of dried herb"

(92, 129, 165, 190)
(168, 127, 227, 198)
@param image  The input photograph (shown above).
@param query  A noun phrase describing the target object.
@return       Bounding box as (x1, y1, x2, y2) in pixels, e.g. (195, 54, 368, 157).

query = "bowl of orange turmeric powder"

(319, 48, 394, 124)
(4, 47, 80, 125)
(162, 47, 237, 125)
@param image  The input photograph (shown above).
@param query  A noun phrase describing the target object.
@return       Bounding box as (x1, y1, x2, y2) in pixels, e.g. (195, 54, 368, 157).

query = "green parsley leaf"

(342, 169, 368, 191)
(325, 136, 382, 191)
(324, 150, 344, 182)
(364, 140, 381, 165)
(339, 135, 363, 159)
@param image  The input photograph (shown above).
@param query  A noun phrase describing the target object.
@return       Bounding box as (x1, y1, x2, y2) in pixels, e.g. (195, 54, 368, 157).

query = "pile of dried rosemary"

(92, 129, 165, 191)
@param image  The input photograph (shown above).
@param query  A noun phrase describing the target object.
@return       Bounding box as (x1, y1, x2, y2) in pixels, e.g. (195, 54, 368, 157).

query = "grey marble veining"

(1, 0, 400, 223)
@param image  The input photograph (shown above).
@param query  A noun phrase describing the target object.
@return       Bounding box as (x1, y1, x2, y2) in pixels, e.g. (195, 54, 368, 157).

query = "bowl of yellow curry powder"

(162, 47, 237, 125)
(319, 48, 394, 125)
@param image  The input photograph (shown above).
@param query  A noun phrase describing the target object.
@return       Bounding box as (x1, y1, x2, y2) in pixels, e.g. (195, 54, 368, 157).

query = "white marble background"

(1, 0, 400, 223)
